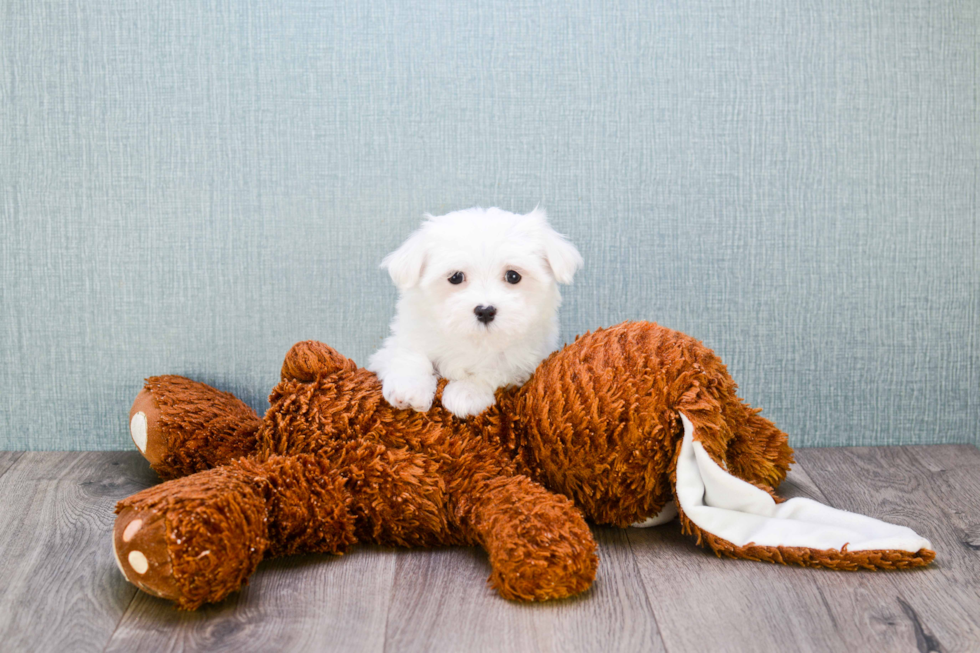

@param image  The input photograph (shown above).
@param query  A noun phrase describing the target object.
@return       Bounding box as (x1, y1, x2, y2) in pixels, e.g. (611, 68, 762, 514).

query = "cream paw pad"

(113, 507, 182, 601)
(128, 388, 168, 468)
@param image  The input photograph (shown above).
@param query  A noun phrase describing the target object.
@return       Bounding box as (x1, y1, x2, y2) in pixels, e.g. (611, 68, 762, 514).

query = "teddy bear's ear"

(526, 207, 583, 285)
(282, 341, 357, 381)
(381, 226, 428, 290)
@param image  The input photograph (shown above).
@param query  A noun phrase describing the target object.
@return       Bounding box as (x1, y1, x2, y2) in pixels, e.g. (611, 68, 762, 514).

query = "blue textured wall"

(1, 0, 977, 450)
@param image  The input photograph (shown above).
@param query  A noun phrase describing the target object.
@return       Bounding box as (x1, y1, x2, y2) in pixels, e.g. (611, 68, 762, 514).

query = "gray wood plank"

(382, 527, 665, 653)
(775, 459, 827, 502)
(627, 464, 856, 653)
(797, 444, 980, 652)
(0, 451, 158, 653)
(104, 545, 397, 653)
(787, 454, 929, 653)
(0, 451, 24, 479)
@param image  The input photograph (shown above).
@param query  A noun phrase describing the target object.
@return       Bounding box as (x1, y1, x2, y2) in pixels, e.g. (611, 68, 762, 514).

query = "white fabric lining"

(632, 500, 678, 528)
(674, 413, 932, 553)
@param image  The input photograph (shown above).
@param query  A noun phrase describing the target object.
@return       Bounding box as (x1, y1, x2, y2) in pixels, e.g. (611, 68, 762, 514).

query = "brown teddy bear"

(113, 322, 934, 609)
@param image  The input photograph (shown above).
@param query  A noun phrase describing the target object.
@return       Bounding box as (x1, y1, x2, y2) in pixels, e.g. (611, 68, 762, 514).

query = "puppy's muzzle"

(474, 305, 497, 324)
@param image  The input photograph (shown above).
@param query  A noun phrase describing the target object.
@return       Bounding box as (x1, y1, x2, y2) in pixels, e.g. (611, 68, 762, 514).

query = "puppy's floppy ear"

(526, 208, 583, 285)
(381, 226, 428, 290)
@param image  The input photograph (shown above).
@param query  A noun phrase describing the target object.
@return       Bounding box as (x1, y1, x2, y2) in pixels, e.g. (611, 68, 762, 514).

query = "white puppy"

(368, 207, 583, 418)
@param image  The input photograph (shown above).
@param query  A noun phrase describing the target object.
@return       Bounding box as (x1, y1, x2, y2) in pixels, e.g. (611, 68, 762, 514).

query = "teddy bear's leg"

(460, 475, 598, 601)
(114, 443, 457, 609)
(114, 454, 358, 609)
(129, 375, 263, 479)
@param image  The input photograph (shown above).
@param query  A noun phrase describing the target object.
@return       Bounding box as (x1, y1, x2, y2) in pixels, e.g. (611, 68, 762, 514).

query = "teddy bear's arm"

(458, 474, 598, 601)
(129, 376, 263, 479)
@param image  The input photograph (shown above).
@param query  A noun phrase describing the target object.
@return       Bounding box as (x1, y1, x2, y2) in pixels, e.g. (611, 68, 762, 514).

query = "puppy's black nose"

(474, 305, 496, 324)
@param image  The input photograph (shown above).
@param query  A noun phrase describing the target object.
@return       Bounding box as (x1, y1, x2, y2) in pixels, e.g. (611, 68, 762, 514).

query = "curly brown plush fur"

(113, 322, 931, 610)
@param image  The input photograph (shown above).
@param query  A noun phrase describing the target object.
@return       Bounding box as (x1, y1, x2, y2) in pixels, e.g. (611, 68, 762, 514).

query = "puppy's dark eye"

(448, 271, 465, 285)
(505, 270, 521, 284)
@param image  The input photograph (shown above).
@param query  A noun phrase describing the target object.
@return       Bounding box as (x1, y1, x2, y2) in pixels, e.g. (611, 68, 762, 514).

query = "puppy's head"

(382, 207, 583, 341)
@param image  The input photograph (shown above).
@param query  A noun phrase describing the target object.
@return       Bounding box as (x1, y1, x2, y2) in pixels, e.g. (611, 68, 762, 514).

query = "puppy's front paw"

(442, 380, 496, 418)
(382, 373, 437, 412)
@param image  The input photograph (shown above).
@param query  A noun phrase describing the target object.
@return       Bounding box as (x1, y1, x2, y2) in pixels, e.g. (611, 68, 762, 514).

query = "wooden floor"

(0, 446, 977, 653)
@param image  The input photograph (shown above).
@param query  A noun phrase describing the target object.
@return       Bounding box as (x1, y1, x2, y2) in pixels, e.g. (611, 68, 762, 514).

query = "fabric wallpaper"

(1, 0, 977, 449)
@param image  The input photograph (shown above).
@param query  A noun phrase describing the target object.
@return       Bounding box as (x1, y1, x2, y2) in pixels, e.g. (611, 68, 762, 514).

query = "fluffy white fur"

(368, 207, 583, 418)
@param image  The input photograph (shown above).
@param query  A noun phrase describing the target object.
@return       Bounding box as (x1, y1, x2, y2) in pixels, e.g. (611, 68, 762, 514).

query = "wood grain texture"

(0, 451, 157, 653)
(797, 445, 980, 652)
(104, 546, 397, 653)
(0, 451, 24, 479)
(382, 528, 665, 653)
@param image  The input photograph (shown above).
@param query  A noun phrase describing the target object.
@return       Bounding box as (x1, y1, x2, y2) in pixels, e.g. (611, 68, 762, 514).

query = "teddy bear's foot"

(467, 476, 598, 601)
(113, 505, 183, 602)
(130, 375, 263, 479)
(113, 465, 272, 609)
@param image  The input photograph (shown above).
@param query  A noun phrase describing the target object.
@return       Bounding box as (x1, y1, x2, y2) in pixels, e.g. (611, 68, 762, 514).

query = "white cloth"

(674, 413, 932, 553)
